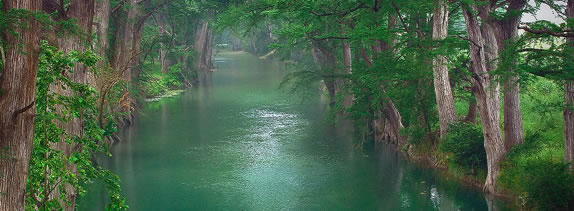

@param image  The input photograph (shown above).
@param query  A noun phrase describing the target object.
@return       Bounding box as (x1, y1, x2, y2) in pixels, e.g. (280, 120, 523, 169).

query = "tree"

(0, 1, 41, 210)
(565, 0, 574, 168)
(461, 1, 506, 193)
(432, 0, 457, 138)
(495, 0, 527, 150)
(41, 1, 97, 208)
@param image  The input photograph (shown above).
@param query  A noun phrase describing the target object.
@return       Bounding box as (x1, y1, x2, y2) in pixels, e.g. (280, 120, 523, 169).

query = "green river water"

(79, 51, 509, 210)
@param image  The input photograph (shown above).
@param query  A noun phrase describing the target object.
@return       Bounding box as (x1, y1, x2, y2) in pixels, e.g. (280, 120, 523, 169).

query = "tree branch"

(518, 25, 574, 37)
(310, 3, 367, 17)
(111, 0, 128, 14)
(391, 2, 410, 34)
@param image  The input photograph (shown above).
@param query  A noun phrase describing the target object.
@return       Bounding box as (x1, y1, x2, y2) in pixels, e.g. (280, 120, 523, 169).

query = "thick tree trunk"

(364, 14, 406, 147)
(194, 21, 210, 72)
(94, 0, 110, 58)
(50, 1, 96, 209)
(497, 0, 526, 150)
(156, 13, 174, 74)
(564, 0, 574, 168)
(382, 100, 407, 146)
(0, 1, 41, 210)
(464, 98, 478, 123)
(110, 0, 154, 126)
(462, 4, 506, 193)
(432, 0, 457, 137)
(311, 45, 337, 107)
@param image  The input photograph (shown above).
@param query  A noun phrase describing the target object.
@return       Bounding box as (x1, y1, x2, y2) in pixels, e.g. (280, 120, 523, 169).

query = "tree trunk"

(432, 0, 457, 138)
(94, 0, 110, 58)
(462, 4, 506, 193)
(365, 14, 406, 147)
(565, 81, 574, 167)
(111, 0, 138, 77)
(194, 21, 210, 72)
(564, 0, 574, 168)
(50, 1, 96, 209)
(231, 33, 242, 51)
(311, 45, 337, 107)
(205, 27, 214, 69)
(464, 98, 478, 123)
(497, 0, 526, 150)
(156, 13, 174, 74)
(342, 33, 353, 108)
(0, 1, 41, 210)
(110, 0, 154, 126)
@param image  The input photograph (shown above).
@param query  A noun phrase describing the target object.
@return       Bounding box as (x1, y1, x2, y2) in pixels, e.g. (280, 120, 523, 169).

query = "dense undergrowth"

(435, 78, 574, 210)
(137, 63, 190, 98)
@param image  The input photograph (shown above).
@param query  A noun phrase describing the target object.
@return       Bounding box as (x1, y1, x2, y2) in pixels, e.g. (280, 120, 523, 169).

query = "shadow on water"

(78, 51, 510, 210)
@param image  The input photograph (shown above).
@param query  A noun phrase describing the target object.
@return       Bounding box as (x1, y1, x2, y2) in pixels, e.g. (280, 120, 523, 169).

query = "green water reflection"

(79, 51, 507, 210)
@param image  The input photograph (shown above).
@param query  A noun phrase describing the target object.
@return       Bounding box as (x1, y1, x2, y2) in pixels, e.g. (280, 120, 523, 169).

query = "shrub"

(522, 160, 574, 210)
(439, 122, 487, 170)
(500, 134, 574, 210)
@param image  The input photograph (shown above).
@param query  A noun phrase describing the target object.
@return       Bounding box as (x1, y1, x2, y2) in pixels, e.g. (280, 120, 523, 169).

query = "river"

(79, 51, 508, 210)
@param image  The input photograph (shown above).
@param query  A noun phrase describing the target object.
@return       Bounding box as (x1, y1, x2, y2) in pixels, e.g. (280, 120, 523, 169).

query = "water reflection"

(78, 51, 507, 210)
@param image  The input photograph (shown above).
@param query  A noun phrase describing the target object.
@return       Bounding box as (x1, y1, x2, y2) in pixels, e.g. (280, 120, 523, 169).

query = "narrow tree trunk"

(0, 1, 41, 210)
(565, 81, 574, 166)
(342, 32, 353, 108)
(498, 0, 527, 150)
(205, 27, 214, 69)
(432, 0, 457, 137)
(564, 0, 574, 168)
(462, 5, 506, 193)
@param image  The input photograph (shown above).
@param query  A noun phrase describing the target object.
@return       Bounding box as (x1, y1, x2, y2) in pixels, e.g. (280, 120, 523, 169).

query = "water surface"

(80, 51, 505, 210)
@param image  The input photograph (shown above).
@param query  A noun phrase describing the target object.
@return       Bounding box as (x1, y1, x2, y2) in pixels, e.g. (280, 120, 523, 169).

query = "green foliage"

(500, 134, 574, 210)
(26, 41, 127, 210)
(138, 63, 188, 98)
(439, 122, 487, 170)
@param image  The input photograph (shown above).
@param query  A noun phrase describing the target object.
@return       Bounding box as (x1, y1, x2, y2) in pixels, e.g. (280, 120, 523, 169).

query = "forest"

(0, 0, 574, 210)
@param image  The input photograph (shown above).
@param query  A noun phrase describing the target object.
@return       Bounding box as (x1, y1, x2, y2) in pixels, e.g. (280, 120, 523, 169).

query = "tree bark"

(462, 4, 506, 193)
(194, 21, 210, 72)
(0, 1, 41, 210)
(311, 44, 338, 107)
(110, 0, 158, 126)
(564, 0, 574, 168)
(94, 0, 110, 58)
(497, 0, 527, 150)
(156, 13, 174, 74)
(464, 98, 478, 123)
(48, 1, 96, 209)
(566, 81, 574, 166)
(432, 0, 457, 137)
(342, 30, 353, 108)
(205, 27, 214, 69)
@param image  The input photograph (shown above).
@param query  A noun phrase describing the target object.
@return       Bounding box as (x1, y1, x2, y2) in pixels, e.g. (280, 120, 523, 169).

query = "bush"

(522, 160, 574, 210)
(500, 134, 574, 210)
(439, 122, 487, 170)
